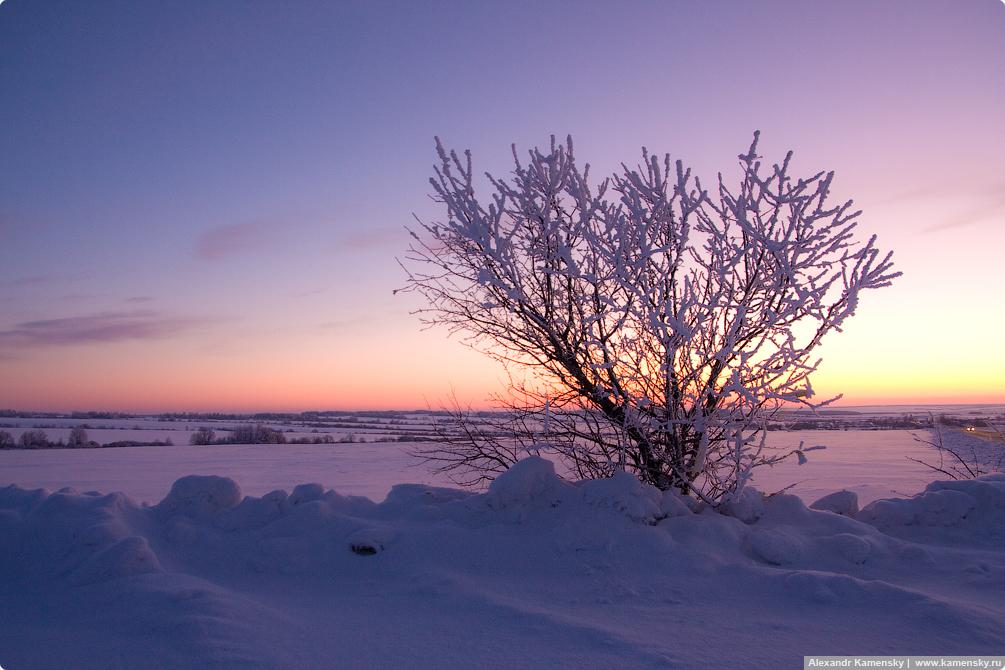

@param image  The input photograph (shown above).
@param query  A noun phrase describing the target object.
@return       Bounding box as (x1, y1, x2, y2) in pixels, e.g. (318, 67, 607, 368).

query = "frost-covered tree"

(18, 429, 49, 449)
(67, 426, 89, 447)
(401, 133, 899, 502)
(229, 424, 286, 445)
(190, 426, 216, 445)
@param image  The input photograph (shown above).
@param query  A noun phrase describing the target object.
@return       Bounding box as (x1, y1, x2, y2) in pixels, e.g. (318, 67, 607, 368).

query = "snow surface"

(0, 440, 464, 504)
(0, 429, 954, 507)
(2, 451, 1004, 669)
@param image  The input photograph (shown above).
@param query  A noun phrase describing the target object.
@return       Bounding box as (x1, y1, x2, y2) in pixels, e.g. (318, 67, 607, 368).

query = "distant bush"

(230, 424, 286, 444)
(70, 411, 130, 420)
(0, 430, 13, 448)
(937, 415, 976, 428)
(101, 439, 174, 448)
(189, 427, 216, 445)
(18, 429, 49, 449)
(67, 426, 89, 447)
(289, 435, 336, 444)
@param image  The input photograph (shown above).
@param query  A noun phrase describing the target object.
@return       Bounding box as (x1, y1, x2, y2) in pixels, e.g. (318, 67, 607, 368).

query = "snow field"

(1, 456, 1003, 669)
(1, 427, 977, 507)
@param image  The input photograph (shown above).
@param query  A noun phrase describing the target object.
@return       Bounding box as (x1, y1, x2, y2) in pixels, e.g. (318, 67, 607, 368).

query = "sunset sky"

(1, 0, 1003, 413)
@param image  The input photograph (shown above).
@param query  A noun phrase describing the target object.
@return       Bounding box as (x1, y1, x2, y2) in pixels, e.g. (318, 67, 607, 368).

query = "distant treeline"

(766, 414, 1004, 431)
(0, 424, 335, 449)
(0, 421, 439, 450)
(0, 427, 173, 450)
(188, 424, 287, 445)
(187, 424, 431, 445)
(0, 410, 134, 420)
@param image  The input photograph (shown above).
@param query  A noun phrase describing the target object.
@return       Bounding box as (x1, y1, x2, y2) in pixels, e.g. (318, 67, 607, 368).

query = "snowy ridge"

(1, 457, 1004, 669)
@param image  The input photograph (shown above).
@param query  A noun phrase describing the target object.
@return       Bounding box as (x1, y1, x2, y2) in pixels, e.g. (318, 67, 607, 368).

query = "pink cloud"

(195, 221, 270, 260)
(922, 189, 1005, 232)
(344, 228, 401, 250)
(0, 311, 201, 349)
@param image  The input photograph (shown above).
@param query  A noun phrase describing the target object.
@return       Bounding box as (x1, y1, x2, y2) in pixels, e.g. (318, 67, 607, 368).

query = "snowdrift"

(1, 457, 1003, 669)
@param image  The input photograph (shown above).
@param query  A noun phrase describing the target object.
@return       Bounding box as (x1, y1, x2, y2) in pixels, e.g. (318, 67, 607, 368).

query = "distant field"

(2, 405, 1002, 507)
(0, 428, 961, 507)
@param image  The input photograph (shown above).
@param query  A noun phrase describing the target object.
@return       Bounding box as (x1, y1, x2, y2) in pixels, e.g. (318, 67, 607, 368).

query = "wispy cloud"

(291, 285, 331, 299)
(875, 182, 1005, 233)
(312, 312, 384, 334)
(345, 228, 402, 250)
(922, 189, 1005, 233)
(0, 311, 200, 349)
(4, 271, 96, 288)
(195, 221, 270, 261)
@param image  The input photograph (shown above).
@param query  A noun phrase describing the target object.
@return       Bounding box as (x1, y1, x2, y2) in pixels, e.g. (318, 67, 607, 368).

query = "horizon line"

(4, 401, 1005, 418)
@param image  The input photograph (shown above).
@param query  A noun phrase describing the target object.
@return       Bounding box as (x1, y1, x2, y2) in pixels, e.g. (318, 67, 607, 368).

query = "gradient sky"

(1, 0, 1003, 413)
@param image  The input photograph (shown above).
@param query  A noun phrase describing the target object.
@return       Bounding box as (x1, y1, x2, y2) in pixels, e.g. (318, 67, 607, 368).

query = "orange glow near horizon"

(1, 285, 1001, 414)
(3, 343, 1001, 415)
(6, 386, 1001, 416)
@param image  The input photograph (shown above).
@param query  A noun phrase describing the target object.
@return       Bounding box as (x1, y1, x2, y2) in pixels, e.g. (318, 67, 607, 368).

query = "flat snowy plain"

(1, 411, 1004, 669)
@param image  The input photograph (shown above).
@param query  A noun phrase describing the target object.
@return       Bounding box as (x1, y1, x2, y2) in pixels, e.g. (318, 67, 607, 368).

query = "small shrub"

(18, 429, 49, 449)
(230, 424, 286, 444)
(190, 427, 216, 445)
(67, 426, 89, 447)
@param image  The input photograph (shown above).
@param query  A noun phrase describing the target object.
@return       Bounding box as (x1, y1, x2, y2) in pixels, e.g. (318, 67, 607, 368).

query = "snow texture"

(1, 460, 1004, 669)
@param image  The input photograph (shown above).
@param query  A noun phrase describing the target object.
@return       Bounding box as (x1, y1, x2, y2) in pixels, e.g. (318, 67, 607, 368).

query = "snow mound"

(347, 526, 395, 555)
(67, 534, 163, 586)
(381, 483, 473, 510)
(482, 456, 669, 524)
(483, 456, 577, 520)
(824, 532, 873, 564)
(214, 488, 289, 531)
(658, 490, 695, 518)
(288, 482, 325, 506)
(809, 489, 860, 517)
(725, 492, 889, 571)
(857, 474, 1005, 547)
(155, 475, 242, 518)
(578, 469, 663, 523)
(747, 527, 805, 564)
(717, 487, 765, 524)
(2, 460, 1005, 668)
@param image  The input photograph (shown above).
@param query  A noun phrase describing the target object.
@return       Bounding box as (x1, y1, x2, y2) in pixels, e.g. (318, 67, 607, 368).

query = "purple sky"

(1, 0, 1003, 412)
